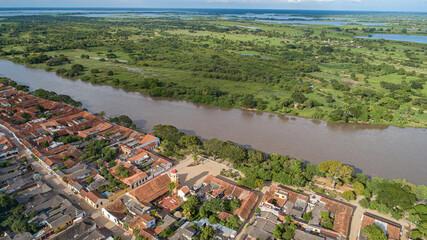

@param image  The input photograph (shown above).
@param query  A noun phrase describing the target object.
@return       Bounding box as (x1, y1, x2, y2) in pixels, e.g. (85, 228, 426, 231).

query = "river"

(0, 60, 426, 185)
(355, 34, 427, 44)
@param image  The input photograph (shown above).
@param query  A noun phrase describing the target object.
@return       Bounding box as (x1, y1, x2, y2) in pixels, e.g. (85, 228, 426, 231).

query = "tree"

(152, 125, 184, 148)
(362, 224, 387, 240)
(115, 163, 129, 178)
(199, 226, 215, 240)
(247, 150, 265, 166)
(291, 92, 307, 103)
(229, 198, 240, 212)
(71, 64, 84, 72)
(273, 223, 297, 240)
(0, 194, 14, 209)
(343, 191, 356, 201)
(181, 196, 201, 218)
(378, 97, 400, 110)
(203, 138, 225, 158)
(373, 181, 416, 209)
(168, 182, 176, 192)
(178, 135, 201, 149)
(411, 229, 423, 240)
(320, 212, 334, 229)
(225, 215, 242, 230)
(353, 181, 366, 195)
(319, 160, 354, 183)
(303, 212, 313, 222)
(359, 198, 370, 208)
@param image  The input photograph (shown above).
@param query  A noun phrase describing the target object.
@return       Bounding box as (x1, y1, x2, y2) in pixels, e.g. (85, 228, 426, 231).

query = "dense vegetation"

(0, 193, 40, 234)
(0, 14, 425, 127)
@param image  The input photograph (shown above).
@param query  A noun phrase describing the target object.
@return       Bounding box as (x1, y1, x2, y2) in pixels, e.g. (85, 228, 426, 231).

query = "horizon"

(0, 7, 426, 14)
(1, 0, 426, 12)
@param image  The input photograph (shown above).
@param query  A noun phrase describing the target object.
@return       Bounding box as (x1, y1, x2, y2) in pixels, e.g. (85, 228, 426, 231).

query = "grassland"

(0, 14, 426, 127)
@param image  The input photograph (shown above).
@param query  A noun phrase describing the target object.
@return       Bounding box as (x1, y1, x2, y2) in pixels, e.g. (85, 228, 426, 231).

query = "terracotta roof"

(203, 175, 258, 221)
(360, 212, 401, 240)
(151, 155, 173, 167)
(127, 150, 150, 163)
(0, 136, 14, 149)
(35, 136, 53, 145)
(64, 159, 76, 168)
(128, 173, 171, 204)
(138, 228, 156, 240)
(104, 199, 127, 219)
(86, 191, 107, 204)
(141, 213, 155, 223)
(178, 186, 190, 195)
(261, 185, 309, 209)
(321, 196, 353, 238)
(109, 160, 148, 186)
(140, 134, 158, 145)
(142, 142, 158, 150)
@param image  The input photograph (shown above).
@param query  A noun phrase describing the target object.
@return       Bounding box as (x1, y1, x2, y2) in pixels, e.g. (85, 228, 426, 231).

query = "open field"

(0, 14, 425, 127)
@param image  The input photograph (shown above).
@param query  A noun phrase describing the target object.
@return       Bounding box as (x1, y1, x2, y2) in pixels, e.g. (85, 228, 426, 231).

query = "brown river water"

(0, 60, 426, 185)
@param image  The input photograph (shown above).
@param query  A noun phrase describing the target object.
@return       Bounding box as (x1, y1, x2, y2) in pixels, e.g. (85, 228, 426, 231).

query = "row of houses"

(98, 167, 260, 240)
(245, 185, 355, 240)
(244, 185, 404, 240)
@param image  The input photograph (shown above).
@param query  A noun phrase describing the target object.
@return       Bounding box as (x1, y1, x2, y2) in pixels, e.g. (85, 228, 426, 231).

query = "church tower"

(170, 169, 179, 194)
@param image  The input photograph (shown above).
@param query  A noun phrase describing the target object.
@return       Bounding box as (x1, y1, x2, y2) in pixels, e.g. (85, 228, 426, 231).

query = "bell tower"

(170, 169, 179, 194)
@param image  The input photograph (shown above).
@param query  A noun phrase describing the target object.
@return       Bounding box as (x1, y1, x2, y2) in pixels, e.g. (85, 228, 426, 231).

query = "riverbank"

(2, 56, 426, 129)
(0, 59, 426, 185)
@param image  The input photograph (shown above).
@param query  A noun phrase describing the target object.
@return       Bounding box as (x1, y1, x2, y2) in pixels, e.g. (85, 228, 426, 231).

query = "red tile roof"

(128, 173, 171, 204)
(86, 191, 107, 204)
(321, 196, 353, 238)
(104, 199, 127, 219)
(109, 160, 148, 186)
(203, 175, 258, 221)
(360, 213, 401, 240)
(140, 134, 158, 145)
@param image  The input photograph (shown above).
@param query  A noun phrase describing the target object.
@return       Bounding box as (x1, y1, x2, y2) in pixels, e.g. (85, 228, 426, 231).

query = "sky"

(0, 0, 426, 12)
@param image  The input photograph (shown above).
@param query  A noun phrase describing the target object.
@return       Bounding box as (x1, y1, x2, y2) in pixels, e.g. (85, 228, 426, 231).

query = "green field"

(0, 14, 426, 127)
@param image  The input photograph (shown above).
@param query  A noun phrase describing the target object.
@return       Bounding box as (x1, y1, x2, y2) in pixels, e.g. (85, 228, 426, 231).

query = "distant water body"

(0, 8, 425, 25)
(356, 34, 427, 44)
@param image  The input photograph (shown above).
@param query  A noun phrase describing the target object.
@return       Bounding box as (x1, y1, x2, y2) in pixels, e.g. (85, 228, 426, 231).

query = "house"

(109, 159, 149, 189)
(358, 212, 402, 240)
(128, 172, 172, 205)
(126, 149, 150, 165)
(177, 186, 191, 201)
(199, 175, 259, 222)
(53, 218, 97, 240)
(245, 225, 274, 240)
(170, 222, 197, 240)
(320, 196, 354, 238)
(260, 185, 309, 218)
(84, 191, 108, 209)
(294, 229, 329, 240)
(102, 199, 128, 225)
(26, 194, 86, 239)
(138, 134, 160, 150)
(0, 135, 18, 159)
(128, 213, 156, 231)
